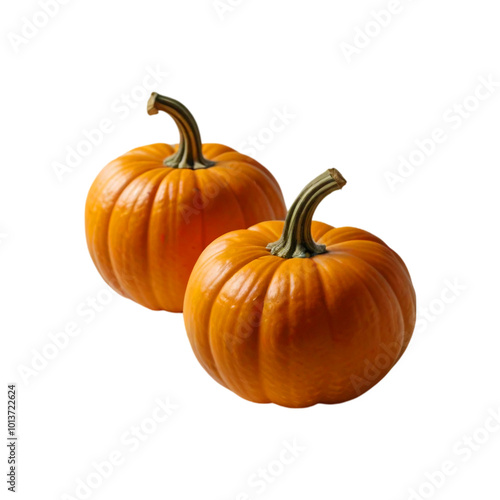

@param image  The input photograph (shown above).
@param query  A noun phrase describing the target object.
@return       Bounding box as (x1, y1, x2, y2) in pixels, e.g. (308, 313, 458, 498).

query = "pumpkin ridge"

(194, 252, 264, 385)
(109, 168, 169, 307)
(338, 241, 416, 356)
(215, 154, 282, 190)
(207, 253, 279, 390)
(191, 170, 205, 250)
(247, 223, 288, 249)
(203, 144, 236, 160)
(207, 168, 247, 227)
(94, 166, 165, 296)
(211, 255, 281, 402)
(120, 143, 171, 159)
(320, 227, 387, 248)
(311, 222, 336, 243)
(136, 143, 176, 160)
(312, 253, 394, 400)
(329, 240, 414, 347)
(216, 164, 276, 223)
(206, 240, 270, 262)
(316, 252, 384, 344)
(109, 158, 166, 167)
(250, 256, 284, 403)
(310, 258, 338, 403)
(322, 250, 405, 362)
(163, 169, 183, 309)
(86, 162, 162, 241)
(325, 238, 387, 250)
(146, 168, 179, 310)
(218, 162, 282, 220)
(258, 257, 301, 402)
(193, 227, 275, 266)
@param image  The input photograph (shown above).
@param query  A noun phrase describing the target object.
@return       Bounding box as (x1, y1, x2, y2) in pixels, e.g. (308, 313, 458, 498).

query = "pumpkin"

(183, 169, 416, 407)
(85, 93, 286, 312)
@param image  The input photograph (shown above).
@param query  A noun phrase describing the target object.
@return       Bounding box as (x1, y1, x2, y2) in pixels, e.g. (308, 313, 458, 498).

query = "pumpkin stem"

(267, 169, 346, 258)
(147, 93, 215, 169)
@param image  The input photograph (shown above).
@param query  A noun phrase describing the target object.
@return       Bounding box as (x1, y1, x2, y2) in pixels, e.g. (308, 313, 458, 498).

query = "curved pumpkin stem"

(147, 93, 215, 169)
(267, 169, 347, 259)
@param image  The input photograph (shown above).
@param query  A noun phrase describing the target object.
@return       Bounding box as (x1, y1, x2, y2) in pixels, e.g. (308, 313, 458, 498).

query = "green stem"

(147, 93, 215, 169)
(267, 169, 347, 258)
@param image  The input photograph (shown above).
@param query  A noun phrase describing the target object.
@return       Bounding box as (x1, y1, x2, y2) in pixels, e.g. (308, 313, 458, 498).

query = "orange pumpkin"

(184, 169, 416, 407)
(85, 93, 286, 312)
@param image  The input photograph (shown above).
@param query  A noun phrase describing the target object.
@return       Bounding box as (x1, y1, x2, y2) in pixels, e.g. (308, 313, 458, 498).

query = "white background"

(2, 0, 500, 499)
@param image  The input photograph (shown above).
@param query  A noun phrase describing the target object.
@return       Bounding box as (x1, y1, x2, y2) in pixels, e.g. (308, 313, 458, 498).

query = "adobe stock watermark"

(178, 174, 226, 225)
(228, 439, 306, 500)
(213, 0, 245, 21)
(350, 278, 466, 393)
(0, 231, 7, 247)
(17, 288, 114, 385)
(60, 396, 178, 500)
(340, 0, 418, 64)
(405, 405, 500, 500)
(384, 74, 499, 191)
(239, 106, 296, 158)
(349, 341, 402, 395)
(8, 0, 72, 54)
(415, 278, 467, 335)
(222, 299, 271, 348)
(51, 65, 170, 183)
